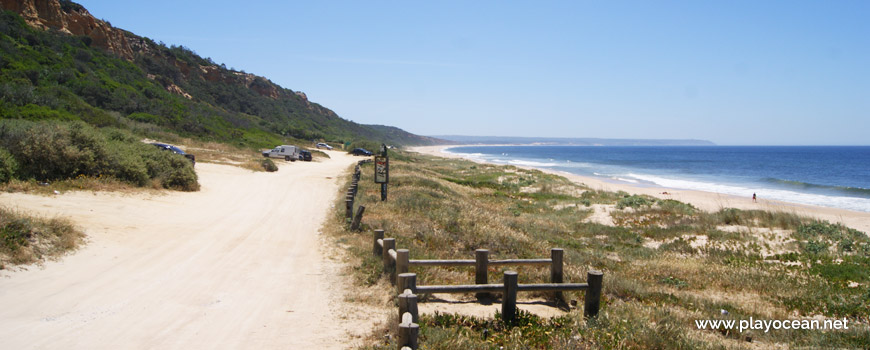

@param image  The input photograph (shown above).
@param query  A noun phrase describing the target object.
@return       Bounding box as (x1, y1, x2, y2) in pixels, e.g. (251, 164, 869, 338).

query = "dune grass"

(325, 151, 869, 349)
(0, 207, 84, 269)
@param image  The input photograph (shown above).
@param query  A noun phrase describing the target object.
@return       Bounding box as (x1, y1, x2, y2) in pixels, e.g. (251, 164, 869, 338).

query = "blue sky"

(78, 1, 868, 145)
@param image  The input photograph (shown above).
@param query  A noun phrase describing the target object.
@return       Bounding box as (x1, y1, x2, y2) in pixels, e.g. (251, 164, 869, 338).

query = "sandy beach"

(410, 145, 870, 234)
(0, 151, 380, 349)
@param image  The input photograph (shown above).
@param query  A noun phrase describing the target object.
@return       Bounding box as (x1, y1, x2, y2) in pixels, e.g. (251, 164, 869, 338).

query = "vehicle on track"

(350, 148, 372, 156)
(263, 145, 300, 161)
(150, 143, 195, 166)
(315, 143, 333, 150)
(298, 150, 312, 161)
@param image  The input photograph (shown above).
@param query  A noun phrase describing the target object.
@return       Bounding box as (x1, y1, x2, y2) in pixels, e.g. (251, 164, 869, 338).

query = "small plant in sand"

(260, 158, 278, 172)
(0, 207, 84, 268)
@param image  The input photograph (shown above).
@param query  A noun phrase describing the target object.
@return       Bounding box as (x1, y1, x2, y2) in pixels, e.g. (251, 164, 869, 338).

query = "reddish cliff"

(0, 0, 134, 59)
(1, 0, 301, 101)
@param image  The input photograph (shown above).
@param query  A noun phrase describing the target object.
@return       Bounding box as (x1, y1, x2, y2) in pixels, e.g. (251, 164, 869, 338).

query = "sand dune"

(410, 145, 870, 233)
(0, 150, 376, 349)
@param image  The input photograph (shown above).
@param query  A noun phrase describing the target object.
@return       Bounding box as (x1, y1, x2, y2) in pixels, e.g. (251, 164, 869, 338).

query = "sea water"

(445, 146, 870, 212)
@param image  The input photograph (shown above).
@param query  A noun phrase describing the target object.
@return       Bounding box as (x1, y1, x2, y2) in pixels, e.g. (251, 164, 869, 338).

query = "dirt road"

(0, 151, 373, 349)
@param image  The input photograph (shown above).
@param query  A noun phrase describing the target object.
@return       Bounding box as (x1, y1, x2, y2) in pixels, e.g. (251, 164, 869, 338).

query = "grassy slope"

(327, 151, 869, 349)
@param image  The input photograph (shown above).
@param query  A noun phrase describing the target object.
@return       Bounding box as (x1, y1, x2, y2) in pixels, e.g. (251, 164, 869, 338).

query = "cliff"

(0, 0, 134, 58)
(0, 0, 445, 146)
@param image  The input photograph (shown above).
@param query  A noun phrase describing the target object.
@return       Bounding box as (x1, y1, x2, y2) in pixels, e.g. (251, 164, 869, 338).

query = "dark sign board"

(375, 156, 389, 183)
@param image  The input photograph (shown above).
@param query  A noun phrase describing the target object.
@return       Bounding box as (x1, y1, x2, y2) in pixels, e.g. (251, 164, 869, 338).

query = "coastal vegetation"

(327, 151, 869, 349)
(0, 206, 84, 269)
(0, 119, 199, 191)
(0, 9, 437, 149)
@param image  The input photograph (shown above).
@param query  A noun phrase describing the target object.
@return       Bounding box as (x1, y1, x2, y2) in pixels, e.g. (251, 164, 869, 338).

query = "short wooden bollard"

(474, 249, 490, 299)
(350, 205, 366, 231)
(396, 249, 410, 288)
(398, 289, 419, 323)
(382, 238, 396, 274)
(373, 229, 385, 255)
(397, 312, 419, 350)
(584, 270, 603, 318)
(550, 248, 564, 303)
(397, 272, 417, 294)
(345, 199, 353, 222)
(502, 271, 519, 322)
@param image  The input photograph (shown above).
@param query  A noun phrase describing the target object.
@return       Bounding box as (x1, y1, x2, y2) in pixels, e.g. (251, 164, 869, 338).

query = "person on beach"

(752, 193, 757, 203)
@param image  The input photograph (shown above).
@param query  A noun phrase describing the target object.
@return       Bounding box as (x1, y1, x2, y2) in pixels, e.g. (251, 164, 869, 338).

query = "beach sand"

(410, 145, 870, 234)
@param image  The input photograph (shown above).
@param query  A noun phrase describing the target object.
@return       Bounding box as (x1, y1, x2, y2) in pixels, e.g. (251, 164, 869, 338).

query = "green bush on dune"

(260, 158, 278, 172)
(0, 148, 17, 183)
(0, 120, 199, 191)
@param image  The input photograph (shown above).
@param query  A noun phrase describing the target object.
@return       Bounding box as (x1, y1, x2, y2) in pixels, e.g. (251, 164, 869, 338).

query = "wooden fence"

(345, 161, 369, 230)
(348, 165, 603, 350)
(373, 229, 604, 349)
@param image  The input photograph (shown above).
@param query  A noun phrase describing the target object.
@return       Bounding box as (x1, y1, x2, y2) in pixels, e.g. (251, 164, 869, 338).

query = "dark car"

(350, 148, 373, 156)
(298, 150, 312, 161)
(151, 143, 196, 166)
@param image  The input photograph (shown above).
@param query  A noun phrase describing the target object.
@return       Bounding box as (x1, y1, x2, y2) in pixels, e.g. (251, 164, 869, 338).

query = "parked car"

(350, 148, 373, 156)
(151, 143, 195, 166)
(263, 145, 300, 161)
(315, 142, 333, 150)
(298, 150, 312, 161)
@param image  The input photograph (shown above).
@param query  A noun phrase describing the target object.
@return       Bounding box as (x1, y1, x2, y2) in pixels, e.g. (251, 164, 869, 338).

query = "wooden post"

(550, 248, 564, 303)
(397, 273, 409, 297)
(373, 229, 385, 256)
(502, 271, 518, 323)
(345, 199, 353, 223)
(396, 249, 410, 290)
(584, 270, 603, 318)
(475, 249, 490, 299)
(397, 272, 417, 294)
(398, 289, 419, 323)
(382, 238, 396, 274)
(350, 205, 366, 231)
(397, 312, 419, 350)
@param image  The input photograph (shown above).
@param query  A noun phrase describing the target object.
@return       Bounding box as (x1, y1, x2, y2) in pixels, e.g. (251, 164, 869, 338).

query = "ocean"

(445, 145, 870, 213)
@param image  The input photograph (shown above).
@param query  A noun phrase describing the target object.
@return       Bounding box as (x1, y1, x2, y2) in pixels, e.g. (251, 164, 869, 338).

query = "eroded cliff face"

(0, 0, 134, 59)
(1, 0, 295, 101)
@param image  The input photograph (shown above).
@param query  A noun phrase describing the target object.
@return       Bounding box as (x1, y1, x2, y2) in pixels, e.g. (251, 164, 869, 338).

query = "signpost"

(375, 144, 389, 201)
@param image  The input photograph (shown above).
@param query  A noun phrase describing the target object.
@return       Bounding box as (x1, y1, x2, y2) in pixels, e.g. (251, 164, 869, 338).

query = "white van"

(262, 145, 300, 161)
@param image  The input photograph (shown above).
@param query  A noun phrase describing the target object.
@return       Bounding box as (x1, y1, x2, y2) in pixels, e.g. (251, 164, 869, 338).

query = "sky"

(77, 1, 869, 145)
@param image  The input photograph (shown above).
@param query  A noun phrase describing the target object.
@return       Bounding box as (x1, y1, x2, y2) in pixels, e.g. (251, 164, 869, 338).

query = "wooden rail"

(391, 269, 602, 349)
(373, 229, 604, 321)
(374, 230, 569, 301)
(345, 161, 368, 230)
(352, 173, 606, 349)
(397, 270, 603, 320)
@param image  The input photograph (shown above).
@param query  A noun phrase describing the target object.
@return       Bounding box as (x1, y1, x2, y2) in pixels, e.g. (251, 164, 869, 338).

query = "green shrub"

(0, 120, 198, 191)
(139, 147, 198, 191)
(616, 194, 653, 209)
(0, 148, 17, 183)
(260, 158, 278, 172)
(795, 221, 869, 256)
(656, 199, 696, 215)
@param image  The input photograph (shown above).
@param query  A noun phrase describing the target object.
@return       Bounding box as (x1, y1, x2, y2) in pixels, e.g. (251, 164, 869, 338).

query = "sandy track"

(0, 151, 369, 349)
